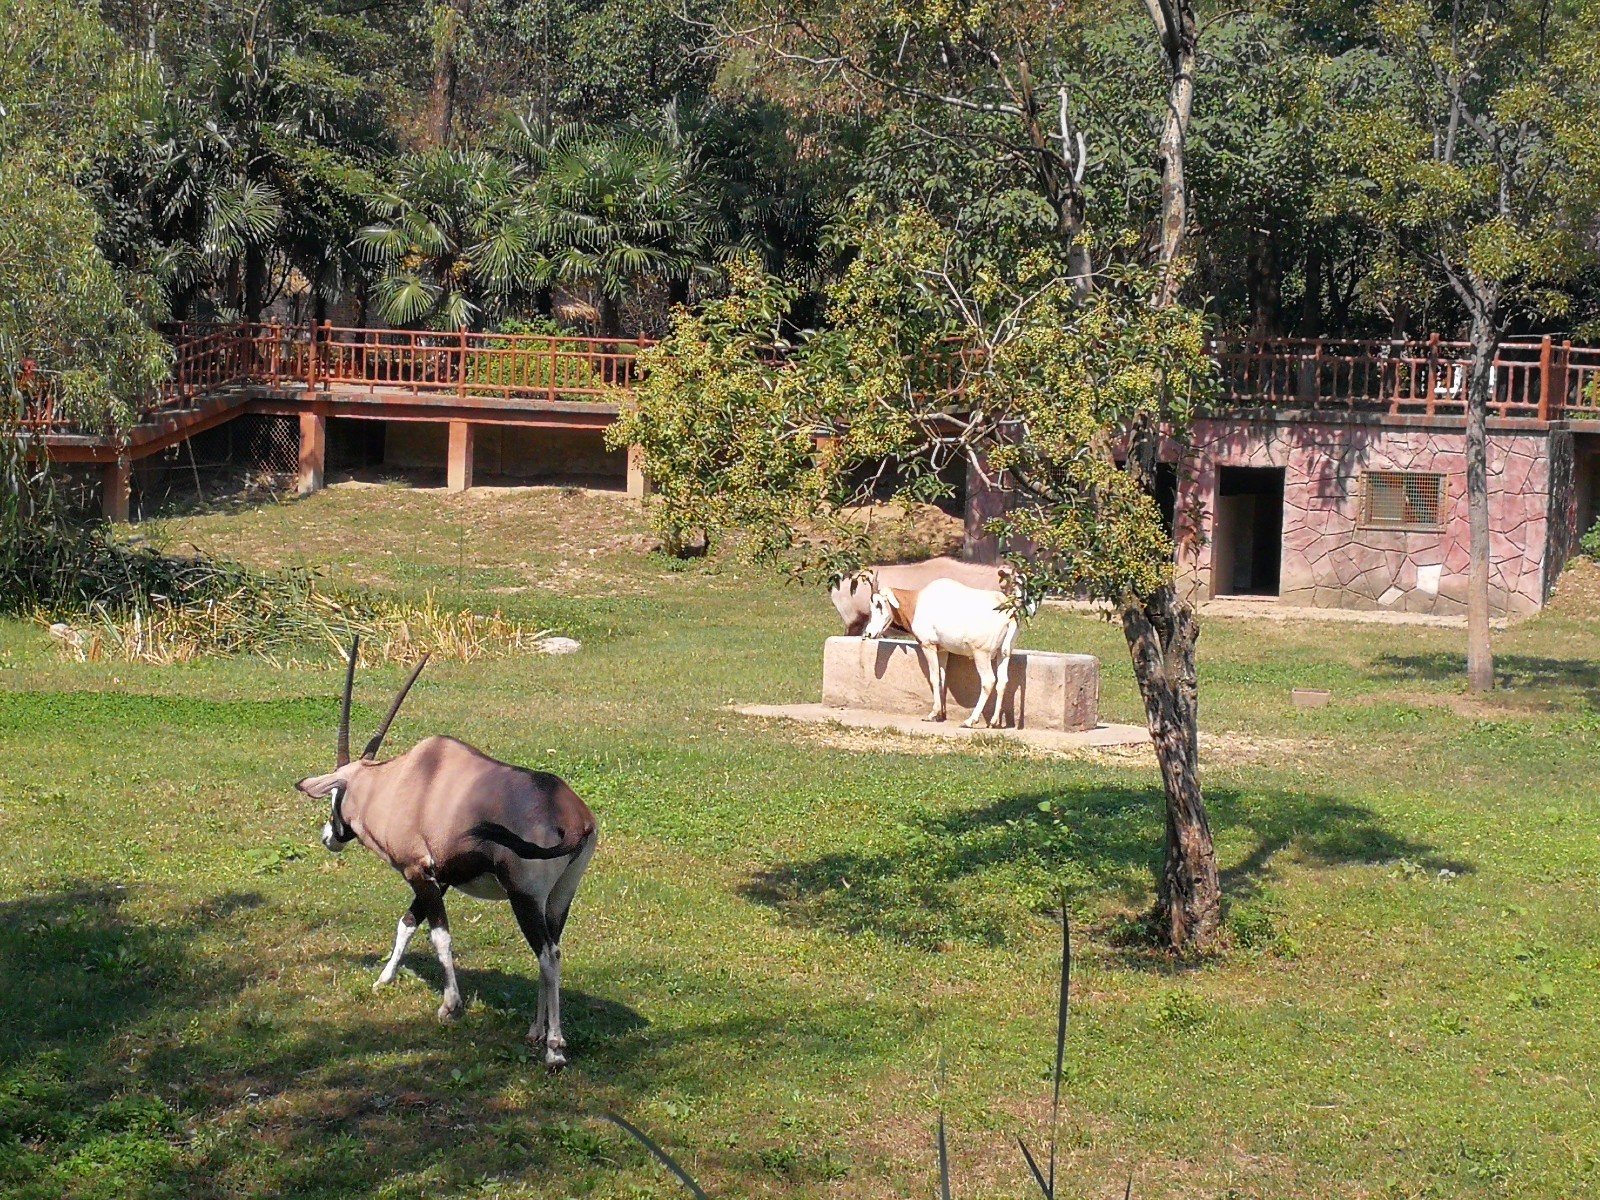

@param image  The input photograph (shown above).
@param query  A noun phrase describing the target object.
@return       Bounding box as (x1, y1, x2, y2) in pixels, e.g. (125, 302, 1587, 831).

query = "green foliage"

(94, 14, 390, 322)
(616, 210, 1214, 604)
(358, 149, 537, 328)
(533, 122, 723, 334)
(0, 0, 171, 605)
(464, 333, 604, 393)
(609, 256, 816, 557)
(0, 0, 167, 429)
(1327, 0, 1600, 327)
(1580, 517, 1600, 560)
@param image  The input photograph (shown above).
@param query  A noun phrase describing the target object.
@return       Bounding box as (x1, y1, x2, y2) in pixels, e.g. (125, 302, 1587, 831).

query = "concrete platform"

(822, 635, 1100, 732)
(736, 704, 1150, 752)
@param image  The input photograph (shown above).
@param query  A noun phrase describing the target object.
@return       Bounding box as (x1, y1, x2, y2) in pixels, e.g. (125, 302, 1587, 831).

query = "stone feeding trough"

(737, 637, 1149, 752)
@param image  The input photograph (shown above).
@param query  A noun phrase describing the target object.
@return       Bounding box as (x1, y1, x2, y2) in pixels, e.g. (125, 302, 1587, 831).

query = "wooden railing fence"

(16, 324, 1600, 435)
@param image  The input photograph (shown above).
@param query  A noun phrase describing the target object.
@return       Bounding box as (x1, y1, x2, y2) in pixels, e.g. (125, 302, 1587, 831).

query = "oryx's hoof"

(924, 713, 946, 723)
(525, 1026, 547, 1047)
(960, 718, 985, 729)
(373, 972, 394, 991)
(437, 999, 463, 1023)
(543, 1041, 568, 1071)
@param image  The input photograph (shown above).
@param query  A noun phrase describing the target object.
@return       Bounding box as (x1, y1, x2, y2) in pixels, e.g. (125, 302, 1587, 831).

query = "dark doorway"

(1155, 462, 1179, 539)
(1212, 466, 1285, 596)
(1575, 438, 1600, 543)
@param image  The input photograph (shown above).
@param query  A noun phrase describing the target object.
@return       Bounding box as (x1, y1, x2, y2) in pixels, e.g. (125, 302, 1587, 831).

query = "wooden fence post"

(1560, 340, 1573, 419)
(459, 326, 469, 399)
(1538, 334, 1554, 421)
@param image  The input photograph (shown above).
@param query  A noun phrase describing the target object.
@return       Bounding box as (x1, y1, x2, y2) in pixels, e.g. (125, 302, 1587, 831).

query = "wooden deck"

(18, 321, 1600, 519)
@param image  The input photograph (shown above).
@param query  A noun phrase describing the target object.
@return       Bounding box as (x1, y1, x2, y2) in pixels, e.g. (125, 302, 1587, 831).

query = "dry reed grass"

(40, 584, 567, 666)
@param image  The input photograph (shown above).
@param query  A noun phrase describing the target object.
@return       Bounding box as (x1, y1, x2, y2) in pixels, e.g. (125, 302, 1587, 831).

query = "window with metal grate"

(1359, 471, 1448, 530)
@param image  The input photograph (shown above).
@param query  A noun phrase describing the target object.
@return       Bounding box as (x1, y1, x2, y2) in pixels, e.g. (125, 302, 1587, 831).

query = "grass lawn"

(2, 481, 1597, 1199)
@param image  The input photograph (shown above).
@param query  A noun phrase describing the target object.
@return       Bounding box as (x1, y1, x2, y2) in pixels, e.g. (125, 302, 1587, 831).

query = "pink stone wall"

(1175, 419, 1556, 617)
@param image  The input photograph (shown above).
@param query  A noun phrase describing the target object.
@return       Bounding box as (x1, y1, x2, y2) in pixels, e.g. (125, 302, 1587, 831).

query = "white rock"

(538, 636, 582, 655)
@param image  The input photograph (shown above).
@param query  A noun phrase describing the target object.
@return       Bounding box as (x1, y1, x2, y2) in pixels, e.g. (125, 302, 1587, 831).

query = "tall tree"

(0, 0, 167, 430)
(1334, 0, 1600, 690)
(93, 10, 390, 322)
(1127, 0, 1217, 945)
(630, 0, 1225, 950)
(1, 0, 168, 601)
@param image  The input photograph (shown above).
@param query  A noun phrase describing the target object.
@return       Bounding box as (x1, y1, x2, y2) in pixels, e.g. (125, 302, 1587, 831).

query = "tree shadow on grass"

(741, 782, 1471, 952)
(1370, 651, 1600, 705)
(0, 882, 891, 1199)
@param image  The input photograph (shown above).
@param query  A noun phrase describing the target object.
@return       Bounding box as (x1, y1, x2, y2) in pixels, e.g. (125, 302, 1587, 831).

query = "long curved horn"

(361, 653, 429, 761)
(336, 635, 359, 767)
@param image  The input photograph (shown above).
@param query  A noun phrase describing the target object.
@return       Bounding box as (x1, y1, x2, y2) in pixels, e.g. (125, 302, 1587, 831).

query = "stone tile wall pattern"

(1175, 419, 1555, 617)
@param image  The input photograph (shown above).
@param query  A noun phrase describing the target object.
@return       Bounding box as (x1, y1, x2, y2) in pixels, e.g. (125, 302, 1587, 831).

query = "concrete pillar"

(102, 458, 131, 523)
(298, 412, 326, 495)
(626, 444, 653, 499)
(447, 421, 475, 492)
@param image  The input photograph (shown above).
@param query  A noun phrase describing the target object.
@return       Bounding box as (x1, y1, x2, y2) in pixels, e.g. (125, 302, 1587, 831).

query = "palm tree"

(533, 125, 721, 337)
(91, 14, 389, 322)
(356, 150, 541, 329)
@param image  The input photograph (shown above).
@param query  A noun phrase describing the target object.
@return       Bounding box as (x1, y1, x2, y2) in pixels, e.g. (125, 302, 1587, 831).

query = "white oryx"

(862, 570, 1022, 728)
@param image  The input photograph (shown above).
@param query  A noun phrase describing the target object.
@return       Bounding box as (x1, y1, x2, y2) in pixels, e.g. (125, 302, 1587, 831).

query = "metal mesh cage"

(1359, 471, 1447, 529)
(236, 415, 300, 479)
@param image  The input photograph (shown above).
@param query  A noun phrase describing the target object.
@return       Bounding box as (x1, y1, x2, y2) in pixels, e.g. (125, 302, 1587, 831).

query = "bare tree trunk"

(1465, 299, 1498, 692)
(1122, 586, 1220, 949)
(1300, 239, 1323, 333)
(1147, 0, 1197, 306)
(600, 292, 623, 340)
(427, 0, 468, 148)
(1136, 0, 1217, 951)
(244, 245, 268, 323)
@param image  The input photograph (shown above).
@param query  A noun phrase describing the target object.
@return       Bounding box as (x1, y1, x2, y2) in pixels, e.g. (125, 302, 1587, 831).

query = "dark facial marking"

(328, 785, 357, 845)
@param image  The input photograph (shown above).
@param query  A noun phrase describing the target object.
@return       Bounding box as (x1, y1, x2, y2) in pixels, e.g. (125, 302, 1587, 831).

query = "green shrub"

(1580, 516, 1600, 560)
(467, 317, 607, 395)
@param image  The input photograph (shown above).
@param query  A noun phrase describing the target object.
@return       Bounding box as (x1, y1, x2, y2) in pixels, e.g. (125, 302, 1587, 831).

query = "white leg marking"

(540, 944, 566, 1069)
(376, 916, 418, 987)
(528, 978, 548, 1047)
(430, 926, 462, 1021)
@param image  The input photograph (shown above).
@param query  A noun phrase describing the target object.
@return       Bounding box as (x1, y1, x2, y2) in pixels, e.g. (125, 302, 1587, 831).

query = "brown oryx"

(829, 557, 1006, 636)
(295, 639, 597, 1069)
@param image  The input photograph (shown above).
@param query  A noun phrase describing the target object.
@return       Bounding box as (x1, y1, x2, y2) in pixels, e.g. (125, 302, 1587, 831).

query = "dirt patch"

(1198, 731, 1332, 768)
(844, 502, 966, 561)
(779, 723, 1037, 759)
(756, 712, 1321, 770)
(1547, 556, 1600, 618)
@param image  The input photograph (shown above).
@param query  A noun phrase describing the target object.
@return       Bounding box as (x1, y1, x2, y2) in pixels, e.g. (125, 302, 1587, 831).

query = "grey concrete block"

(821, 636, 1100, 732)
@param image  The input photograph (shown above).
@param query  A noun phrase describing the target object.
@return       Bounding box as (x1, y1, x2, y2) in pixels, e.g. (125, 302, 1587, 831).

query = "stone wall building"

(1172, 415, 1593, 617)
(965, 338, 1600, 619)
